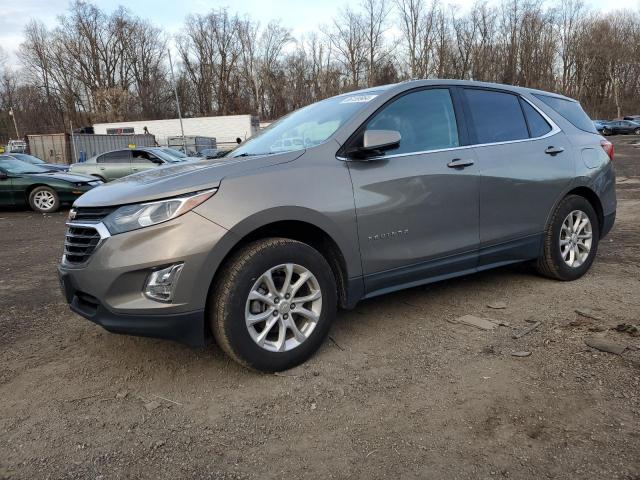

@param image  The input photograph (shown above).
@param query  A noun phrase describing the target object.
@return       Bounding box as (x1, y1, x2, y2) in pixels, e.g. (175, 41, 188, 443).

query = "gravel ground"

(1, 136, 639, 479)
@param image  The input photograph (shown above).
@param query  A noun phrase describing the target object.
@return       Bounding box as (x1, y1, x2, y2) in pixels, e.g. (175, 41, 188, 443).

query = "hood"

(29, 171, 97, 183)
(74, 151, 303, 207)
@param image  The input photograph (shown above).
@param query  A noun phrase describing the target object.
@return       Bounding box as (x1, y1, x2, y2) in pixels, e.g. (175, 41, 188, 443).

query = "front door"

(0, 168, 14, 206)
(131, 150, 163, 174)
(346, 87, 480, 295)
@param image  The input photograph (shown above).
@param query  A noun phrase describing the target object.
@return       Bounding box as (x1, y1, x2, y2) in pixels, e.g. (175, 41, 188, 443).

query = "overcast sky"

(1, 0, 636, 67)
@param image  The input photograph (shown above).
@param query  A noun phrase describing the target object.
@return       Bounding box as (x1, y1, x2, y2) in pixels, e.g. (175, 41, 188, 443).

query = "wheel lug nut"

(285, 293, 290, 299)
(283, 314, 288, 319)
(274, 298, 279, 304)
(273, 311, 278, 316)
(291, 304, 295, 309)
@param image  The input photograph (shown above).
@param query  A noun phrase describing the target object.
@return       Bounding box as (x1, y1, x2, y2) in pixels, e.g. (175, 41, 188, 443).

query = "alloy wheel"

(559, 210, 593, 268)
(245, 263, 323, 352)
(33, 190, 56, 211)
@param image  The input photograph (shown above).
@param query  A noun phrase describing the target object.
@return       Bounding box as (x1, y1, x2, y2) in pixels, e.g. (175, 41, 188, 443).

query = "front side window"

(132, 151, 161, 164)
(464, 89, 529, 144)
(364, 88, 459, 155)
(521, 100, 552, 138)
(98, 151, 131, 164)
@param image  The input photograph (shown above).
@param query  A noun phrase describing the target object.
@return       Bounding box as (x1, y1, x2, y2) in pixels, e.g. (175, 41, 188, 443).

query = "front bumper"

(58, 211, 235, 346)
(59, 268, 206, 346)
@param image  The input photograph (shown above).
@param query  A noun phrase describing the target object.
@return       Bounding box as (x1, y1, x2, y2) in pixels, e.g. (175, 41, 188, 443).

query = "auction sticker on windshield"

(340, 95, 378, 104)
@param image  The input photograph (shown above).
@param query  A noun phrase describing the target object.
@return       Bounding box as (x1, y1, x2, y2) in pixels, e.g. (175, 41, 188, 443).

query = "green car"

(69, 147, 192, 182)
(0, 156, 102, 213)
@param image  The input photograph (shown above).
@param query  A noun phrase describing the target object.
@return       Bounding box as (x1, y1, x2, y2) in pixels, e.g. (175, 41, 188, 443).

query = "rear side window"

(365, 88, 459, 154)
(532, 94, 596, 133)
(464, 89, 529, 144)
(520, 100, 552, 138)
(98, 151, 131, 164)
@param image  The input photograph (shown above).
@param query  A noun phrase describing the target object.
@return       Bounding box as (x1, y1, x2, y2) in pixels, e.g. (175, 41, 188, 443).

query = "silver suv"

(58, 80, 616, 371)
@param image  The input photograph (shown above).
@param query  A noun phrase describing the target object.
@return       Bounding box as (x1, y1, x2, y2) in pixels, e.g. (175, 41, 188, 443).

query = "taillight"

(600, 139, 614, 161)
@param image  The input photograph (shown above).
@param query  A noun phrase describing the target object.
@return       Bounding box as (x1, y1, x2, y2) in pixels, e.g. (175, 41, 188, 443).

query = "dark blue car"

(602, 120, 640, 136)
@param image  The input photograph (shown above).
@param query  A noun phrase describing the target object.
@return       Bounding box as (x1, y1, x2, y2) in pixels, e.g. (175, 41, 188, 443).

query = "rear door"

(461, 88, 574, 266)
(346, 87, 480, 295)
(96, 150, 132, 180)
(0, 164, 14, 206)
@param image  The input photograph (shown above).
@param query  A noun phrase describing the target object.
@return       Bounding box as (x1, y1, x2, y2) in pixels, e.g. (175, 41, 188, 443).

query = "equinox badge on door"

(368, 229, 409, 241)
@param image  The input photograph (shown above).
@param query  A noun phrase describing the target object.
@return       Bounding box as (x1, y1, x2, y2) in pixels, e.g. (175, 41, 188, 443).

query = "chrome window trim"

(337, 92, 562, 162)
(61, 221, 111, 268)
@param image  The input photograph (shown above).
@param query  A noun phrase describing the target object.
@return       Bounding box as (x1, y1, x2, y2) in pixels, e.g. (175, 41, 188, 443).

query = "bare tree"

(324, 7, 368, 88)
(4, 0, 640, 143)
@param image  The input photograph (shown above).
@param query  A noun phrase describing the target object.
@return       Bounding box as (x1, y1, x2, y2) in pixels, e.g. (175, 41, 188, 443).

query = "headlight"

(103, 189, 217, 235)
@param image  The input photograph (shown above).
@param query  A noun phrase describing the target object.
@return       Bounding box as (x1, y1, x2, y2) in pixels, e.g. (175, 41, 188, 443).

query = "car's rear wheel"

(28, 186, 60, 213)
(602, 128, 611, 136)
(536, 195, 599, 281)
(210, 238, 337, 372)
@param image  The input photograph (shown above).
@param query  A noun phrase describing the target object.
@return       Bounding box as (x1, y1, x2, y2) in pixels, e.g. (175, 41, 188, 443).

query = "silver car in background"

(58, 80, 616, 371)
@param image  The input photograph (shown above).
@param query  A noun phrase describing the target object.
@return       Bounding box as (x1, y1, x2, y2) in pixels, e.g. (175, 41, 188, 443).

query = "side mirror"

(347, 130, 401, 159)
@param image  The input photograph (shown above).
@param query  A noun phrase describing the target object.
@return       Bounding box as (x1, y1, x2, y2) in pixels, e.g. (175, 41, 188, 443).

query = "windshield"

(0, 157, 49, 174)
(161, 148, 187, 159)
(230, 92, 381, 157)
(10, 153, 45, 164)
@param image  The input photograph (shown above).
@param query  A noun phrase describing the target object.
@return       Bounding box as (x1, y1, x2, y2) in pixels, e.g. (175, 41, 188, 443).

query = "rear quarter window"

(532, 94, 597, 134)
(520, 100, 552, 138)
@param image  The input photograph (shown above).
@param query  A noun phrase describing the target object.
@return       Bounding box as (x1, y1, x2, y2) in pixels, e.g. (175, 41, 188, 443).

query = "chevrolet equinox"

(58, 80, 616, 371)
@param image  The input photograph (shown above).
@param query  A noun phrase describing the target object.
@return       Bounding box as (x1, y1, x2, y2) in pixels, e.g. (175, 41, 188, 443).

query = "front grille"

(64, 225, 102, 264)
(72, 206, 116, 222)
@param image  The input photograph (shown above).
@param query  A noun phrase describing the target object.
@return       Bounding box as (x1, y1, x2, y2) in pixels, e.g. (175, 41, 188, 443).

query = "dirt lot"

(1, 136, 640, 479)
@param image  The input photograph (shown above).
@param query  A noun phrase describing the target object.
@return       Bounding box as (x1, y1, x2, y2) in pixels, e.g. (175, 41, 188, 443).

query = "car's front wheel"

(210, 238, 337, 372)
(28, 186, 60, 213)
(536, 195, 600, 281)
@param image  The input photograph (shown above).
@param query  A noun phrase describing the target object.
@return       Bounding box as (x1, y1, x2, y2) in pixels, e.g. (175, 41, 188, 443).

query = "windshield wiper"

(233, 152, 276, 158)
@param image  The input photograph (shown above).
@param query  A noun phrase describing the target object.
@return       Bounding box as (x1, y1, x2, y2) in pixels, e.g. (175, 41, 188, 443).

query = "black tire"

(536, 195, 600, 281)
(602, 128, 611, 136)
(210, 238, 337, 372)
(28, 186, 60, 213)
(634, 128, 640, 135)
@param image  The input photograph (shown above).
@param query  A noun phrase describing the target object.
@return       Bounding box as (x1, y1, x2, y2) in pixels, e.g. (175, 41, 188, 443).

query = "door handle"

(447, 158, 474, 169)
(545, 146, 565, 156)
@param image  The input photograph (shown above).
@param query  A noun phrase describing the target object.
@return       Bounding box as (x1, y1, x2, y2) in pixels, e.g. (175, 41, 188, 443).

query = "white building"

(93, 115, 260, 145)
